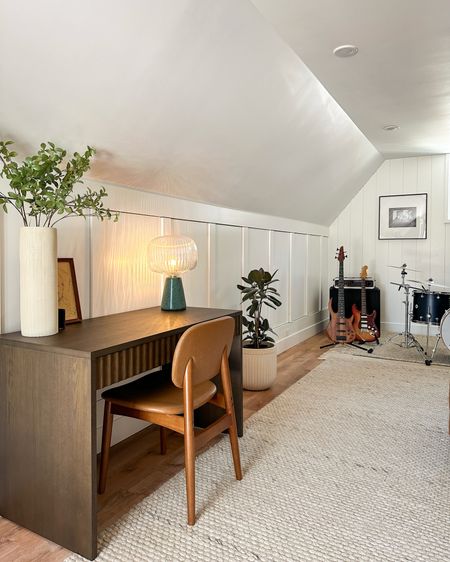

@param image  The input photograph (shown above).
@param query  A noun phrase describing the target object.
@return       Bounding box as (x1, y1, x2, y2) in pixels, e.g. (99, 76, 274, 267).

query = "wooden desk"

(0, 307, 242, 560)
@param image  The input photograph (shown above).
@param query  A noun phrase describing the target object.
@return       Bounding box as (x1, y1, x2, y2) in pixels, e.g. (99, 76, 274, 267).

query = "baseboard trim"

(276, 318, 328, 355)
(381, 321, 441, 337)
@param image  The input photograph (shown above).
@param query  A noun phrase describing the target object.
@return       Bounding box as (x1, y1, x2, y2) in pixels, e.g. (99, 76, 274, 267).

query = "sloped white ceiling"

(252, 0, 450, 158)
(0, 0, 382, 226)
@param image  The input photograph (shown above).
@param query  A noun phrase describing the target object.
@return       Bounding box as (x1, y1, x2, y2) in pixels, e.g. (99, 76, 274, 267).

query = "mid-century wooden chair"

(98, 316, 242, 524)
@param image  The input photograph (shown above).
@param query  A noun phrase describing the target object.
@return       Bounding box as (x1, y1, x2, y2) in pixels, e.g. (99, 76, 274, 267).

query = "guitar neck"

(338, 261, 345, 318)
(361, 279, 367, 316)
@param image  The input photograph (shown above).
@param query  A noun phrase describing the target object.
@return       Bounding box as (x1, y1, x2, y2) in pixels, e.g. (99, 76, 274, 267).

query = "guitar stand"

(320, 341, 374, 354)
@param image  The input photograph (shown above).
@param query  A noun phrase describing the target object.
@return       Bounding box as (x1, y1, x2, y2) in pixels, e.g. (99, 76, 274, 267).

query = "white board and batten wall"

(1, 181, 329, 449)
(329, 154, 450, 335)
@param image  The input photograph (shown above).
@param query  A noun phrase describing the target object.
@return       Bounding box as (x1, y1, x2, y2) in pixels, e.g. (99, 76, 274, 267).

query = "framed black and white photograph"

(378, 193, 427, 240)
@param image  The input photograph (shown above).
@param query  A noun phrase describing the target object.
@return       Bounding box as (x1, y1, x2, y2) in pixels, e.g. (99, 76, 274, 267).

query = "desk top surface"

(0, 307, 241, 358)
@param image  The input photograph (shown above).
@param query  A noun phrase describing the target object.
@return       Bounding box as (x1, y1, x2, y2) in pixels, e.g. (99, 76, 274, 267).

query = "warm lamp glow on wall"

(149, 235, 198, 311)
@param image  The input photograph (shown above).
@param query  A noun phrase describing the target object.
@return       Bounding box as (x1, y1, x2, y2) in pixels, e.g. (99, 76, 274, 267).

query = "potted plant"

(0, 140, 117, 336)
(237, 268, 282, 390)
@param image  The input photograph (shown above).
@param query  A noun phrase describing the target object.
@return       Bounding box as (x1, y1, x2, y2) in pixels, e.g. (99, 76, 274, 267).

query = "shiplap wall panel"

(243, 228, 270, 273)
(329, 155, 448, 333)
(91, 213, 161, 317)
(171, 220, 209, 307)
(212, 224, 242, 310)
(291, 233, 307, 320)
(57, 218, 90, 319)
(430, 157, 446, 285)
(361, 174, 377, 277)
(402, 157, 418, 273)
(270, 231, 290, 327)
(416, 157, 433, 280)
(320, 236, 328, 310)
(307, 235, 321, 315)
(445, 223, 450, 288)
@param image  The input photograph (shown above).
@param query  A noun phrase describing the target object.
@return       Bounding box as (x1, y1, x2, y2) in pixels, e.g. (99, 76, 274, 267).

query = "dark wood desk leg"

(229, 332, 243, 437)
(0, 346, 97, 560)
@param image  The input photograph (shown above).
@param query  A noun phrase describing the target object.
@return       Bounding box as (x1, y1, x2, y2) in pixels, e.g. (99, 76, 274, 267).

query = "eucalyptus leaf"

(0, 139, 118, 227)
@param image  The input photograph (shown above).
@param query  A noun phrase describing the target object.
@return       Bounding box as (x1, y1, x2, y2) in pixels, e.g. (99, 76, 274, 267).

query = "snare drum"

(412, 290, 450, 325)
(439, 309, 450, 350)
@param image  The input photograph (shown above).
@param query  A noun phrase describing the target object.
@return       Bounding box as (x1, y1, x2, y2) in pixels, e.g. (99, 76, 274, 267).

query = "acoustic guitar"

(351, 265, 380, 343)
(326, 246, 356, 344)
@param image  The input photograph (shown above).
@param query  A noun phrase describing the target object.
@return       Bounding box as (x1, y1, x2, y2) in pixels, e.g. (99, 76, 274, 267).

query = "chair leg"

(183, 361, 196, 525)
(221, 352, 243, 481)
(98, 400, 114, 494)
(184, 425, 196, 525)
(159, 426, 167, 455)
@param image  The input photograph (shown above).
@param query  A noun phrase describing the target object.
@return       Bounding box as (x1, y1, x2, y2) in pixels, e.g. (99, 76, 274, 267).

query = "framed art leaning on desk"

(57, 257, 82, 323)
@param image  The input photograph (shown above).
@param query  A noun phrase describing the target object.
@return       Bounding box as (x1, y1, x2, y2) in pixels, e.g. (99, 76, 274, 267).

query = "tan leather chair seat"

(102, 373, 217, 415)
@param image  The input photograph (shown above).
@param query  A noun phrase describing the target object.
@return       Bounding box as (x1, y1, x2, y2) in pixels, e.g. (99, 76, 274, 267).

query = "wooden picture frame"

(378, 193, 427, 240)
(57, 258, 82, 323)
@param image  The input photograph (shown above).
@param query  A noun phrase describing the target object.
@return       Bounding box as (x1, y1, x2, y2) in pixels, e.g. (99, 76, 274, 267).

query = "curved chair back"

(171, 316, 235, 388)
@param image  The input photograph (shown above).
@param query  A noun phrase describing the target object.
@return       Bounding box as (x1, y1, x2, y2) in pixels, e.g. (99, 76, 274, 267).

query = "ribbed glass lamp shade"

(148, 235, 198, 276)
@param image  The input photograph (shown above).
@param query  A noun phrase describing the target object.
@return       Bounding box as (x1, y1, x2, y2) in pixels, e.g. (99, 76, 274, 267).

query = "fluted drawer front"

(96, 334, 180, 389)
(95, 316, 240, 389)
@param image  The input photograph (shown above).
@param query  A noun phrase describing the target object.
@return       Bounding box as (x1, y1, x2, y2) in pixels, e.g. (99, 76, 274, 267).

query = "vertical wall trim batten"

(207, 223, 214, 308)
(288, 233, 293, 323)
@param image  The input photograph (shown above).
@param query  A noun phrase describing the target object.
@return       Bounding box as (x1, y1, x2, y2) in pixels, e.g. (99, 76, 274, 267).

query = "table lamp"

(149, 235, 198, 311)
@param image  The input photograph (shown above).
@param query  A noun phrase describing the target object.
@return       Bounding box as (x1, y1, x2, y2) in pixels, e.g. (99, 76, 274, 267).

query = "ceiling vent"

(333, 45, 359, 58)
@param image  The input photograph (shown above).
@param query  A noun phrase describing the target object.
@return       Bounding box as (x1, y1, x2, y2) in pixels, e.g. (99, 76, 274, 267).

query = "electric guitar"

(326, 246, 356, 344)
(351, 265, 380, 342)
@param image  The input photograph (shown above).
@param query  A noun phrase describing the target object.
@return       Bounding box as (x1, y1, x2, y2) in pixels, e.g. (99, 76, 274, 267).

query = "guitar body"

(351, 304, 380, 342)
(327, 299, 356, 343)
(351, 265, 379, 343)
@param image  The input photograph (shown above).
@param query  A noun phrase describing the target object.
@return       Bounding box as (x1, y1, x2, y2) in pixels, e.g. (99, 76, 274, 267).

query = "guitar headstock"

(335, 246, 347, 263)
(360, 265, 368, 280)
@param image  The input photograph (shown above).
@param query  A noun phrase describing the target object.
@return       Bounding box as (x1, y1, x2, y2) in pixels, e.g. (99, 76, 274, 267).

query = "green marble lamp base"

(161, 276, 186, 311)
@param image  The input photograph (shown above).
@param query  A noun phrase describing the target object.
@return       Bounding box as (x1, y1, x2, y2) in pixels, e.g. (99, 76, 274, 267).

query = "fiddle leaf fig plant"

(237, 268, 282, 349)
(0, 139, 118, 227)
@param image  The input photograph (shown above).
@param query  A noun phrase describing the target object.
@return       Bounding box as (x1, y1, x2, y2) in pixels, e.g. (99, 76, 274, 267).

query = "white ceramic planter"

(19, 227, 58, 337)
(242, 345, 277, 390)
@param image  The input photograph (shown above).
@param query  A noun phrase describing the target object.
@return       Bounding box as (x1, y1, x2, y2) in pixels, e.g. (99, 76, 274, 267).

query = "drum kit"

(389, 263, 450, 365)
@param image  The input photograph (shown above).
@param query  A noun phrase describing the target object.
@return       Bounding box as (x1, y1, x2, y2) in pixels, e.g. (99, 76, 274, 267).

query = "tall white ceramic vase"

(19, 227, 58, 337)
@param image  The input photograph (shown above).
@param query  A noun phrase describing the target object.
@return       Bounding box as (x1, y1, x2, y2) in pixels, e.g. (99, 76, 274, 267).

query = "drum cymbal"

(388, 264, 421, 272)
(409, 278, 450, 290)
(427, 281, 450, 290)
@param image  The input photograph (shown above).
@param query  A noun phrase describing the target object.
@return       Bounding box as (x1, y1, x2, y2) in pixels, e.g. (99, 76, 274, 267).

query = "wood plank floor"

(0, 331, 330, 562)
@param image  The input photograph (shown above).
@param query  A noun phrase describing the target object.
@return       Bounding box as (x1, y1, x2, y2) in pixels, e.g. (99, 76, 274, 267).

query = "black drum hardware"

(389, 263, 450, 365)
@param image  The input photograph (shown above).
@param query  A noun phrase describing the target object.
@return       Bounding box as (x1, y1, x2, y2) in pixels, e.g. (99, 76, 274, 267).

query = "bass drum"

(412, 290, 450, 325)
(440, 309, 450, 350)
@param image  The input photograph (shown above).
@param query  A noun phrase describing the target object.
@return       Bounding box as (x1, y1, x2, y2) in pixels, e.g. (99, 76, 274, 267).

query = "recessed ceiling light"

(382, 125, 400, 131)
(333, 45, 359, 58)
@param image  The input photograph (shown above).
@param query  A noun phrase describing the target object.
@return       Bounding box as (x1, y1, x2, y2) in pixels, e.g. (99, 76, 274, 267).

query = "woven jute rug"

(67, 353, 450, 561)
(327, 331, 450, 366)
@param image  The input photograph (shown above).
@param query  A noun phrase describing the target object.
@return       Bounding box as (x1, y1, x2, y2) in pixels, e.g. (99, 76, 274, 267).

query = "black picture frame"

(378, 193, 427, 240)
